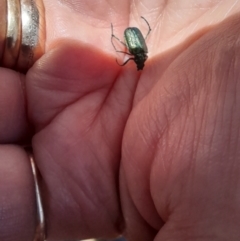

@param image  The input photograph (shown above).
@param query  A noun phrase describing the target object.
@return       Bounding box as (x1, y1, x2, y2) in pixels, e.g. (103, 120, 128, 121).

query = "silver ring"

(16, 0, 46, 72)
(28, 151, 46, 241)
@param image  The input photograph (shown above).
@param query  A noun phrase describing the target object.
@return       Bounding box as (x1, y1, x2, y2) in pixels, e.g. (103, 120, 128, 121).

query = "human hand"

(1, 1, 240, 241)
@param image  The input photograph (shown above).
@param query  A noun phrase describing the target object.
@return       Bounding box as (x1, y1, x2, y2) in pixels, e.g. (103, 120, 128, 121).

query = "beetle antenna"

(141, 16, 151, 40)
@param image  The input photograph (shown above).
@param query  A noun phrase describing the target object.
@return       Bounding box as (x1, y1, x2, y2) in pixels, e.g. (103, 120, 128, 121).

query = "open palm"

(1, 1, 240, 241)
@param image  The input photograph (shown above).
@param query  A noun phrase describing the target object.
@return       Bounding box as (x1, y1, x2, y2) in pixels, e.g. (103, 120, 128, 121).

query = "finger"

(32, 122, 123, 240)
(0, 145, 37, 241)
(0, 69, 30, 144)
(27, 40, 118, 130)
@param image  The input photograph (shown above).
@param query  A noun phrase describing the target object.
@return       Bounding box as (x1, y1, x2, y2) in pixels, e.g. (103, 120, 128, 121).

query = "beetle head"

(135, 53, 148, 71)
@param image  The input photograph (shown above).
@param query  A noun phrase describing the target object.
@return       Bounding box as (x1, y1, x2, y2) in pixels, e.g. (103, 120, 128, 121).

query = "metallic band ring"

(2, 0, 21, 68)
(28, 151, 46, 241)
(0, 0, 46, 72)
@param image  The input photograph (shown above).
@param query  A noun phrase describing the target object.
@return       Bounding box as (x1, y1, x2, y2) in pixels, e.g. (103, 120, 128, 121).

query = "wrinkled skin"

(1, 0, 240, 240)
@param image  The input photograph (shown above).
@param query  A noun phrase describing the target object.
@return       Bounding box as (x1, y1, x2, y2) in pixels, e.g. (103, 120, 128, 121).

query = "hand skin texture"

(1, 0, 240, 241)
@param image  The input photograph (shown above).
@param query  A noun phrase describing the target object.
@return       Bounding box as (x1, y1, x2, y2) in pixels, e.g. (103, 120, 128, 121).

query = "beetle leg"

(111, 37, 122, 53)
(116, 57, 135, 66)
(141, 16, 152, 40)
(115, 51, 133, 66)
(116, 50, 132, 56)
(111, 23, 127, 48)
(112, 35, 126, 47)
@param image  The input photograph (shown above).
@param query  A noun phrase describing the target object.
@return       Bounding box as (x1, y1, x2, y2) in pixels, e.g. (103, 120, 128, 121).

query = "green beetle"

(111, 16, 151, 71)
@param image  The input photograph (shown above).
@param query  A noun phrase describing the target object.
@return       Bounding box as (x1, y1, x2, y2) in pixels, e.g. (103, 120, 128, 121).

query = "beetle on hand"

(111, 16, 151, 71)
